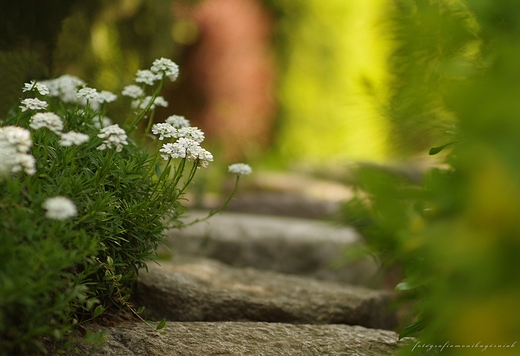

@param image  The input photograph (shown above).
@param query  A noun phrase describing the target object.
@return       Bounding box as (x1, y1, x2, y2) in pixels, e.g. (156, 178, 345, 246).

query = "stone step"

(135, 256, 397, 330)
(76, 321, 409, 356)
(164, 211, 379, 286)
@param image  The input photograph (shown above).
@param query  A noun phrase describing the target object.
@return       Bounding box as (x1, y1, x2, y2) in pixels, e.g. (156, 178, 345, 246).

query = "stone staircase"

(76, 172, 414, 355)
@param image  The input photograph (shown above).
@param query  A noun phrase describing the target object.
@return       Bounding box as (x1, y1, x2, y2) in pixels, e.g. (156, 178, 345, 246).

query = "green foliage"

(342, 1, 520, 354)
(0, 59, 249, 354)
(0, 99, 162, 353)
(264, 0, 392, 164)
(385, 0, 478, 155)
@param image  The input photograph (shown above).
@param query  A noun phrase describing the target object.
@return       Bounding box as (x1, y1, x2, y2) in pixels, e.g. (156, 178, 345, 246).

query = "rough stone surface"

(135, 257, 397, 330)
(226, 191, 341, 219)
(76, 322, 408, 356)
(165, 211, 379, 285)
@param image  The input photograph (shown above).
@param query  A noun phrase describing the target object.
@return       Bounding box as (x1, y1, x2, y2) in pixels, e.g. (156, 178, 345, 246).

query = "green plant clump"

(0, 58, 251, 354)
(342, 1, 520, 355)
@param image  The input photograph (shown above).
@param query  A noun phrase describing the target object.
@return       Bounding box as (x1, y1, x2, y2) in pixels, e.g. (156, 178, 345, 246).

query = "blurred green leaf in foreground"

(342, 1, 520, 355)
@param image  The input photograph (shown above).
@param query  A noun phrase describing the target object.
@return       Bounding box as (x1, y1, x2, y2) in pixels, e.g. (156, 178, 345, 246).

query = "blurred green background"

(1, 0, 422, 167)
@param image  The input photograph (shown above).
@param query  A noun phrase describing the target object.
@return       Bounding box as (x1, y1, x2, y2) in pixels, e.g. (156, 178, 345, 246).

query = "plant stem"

(127, 77, 165, 134)
(180, 175, 241, 228)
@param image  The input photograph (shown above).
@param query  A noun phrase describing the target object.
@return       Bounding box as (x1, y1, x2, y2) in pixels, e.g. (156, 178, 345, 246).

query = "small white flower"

(165, 115, 190, 128)
(60, 131, 90, 147)
(151, 123, 177, 140)
(159, 138, 197, 160)
(30, 112, 64, 135)
(154, 96, 169, 107)
(0, 126, 32, 153)
(0, 138, 18, 176)
(150, 58, 179, 81)
(159, 142, 184, 160)
(159, 138, 213, 168)
(13, 153, 36, 175)
(132, 96, 169, 110)
(42, 196, 77, 220)
(135, 69, 160, 86)
(22, 81, 50, 95)
(0, 143, 36, 176)
(97, 124, 128, 153)
(176, 138, 200, 161)
(122, 85, 144, 99)
(19, 98, 48, 112)
(22, 81, 35, 92)
(0, 130, 36, 176)
(77, 87, 100, 102)
(228, 163, 253, 176)
(176, 127, 205, 143)
(98, 90, 117, 103)
(41, 75, 85, 103)
(196, 148, 213, 168)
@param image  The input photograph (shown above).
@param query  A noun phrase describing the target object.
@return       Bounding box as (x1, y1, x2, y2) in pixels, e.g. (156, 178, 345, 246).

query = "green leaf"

(86, 298, 100, 311)
(155, 318, 167, 330)
(428, 141, 458, 155)
(399, 318, 426, 339)
(137, 306, 146, 314)
(155, 164, 162, 179)
(93, 305, 105, 318)
(125, 174, 143, 180)
(395, 282, 414, 291)
(106, 256, 114, 267)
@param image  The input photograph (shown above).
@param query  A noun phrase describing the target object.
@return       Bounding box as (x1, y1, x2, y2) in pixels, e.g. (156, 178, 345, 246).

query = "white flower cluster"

(76, 87, 99, 102)
(135, 70, 159, 86)
(153, 114, 212, 168)
(19, 98, 48, 112)
(38, 76, 116, 109)
(131, 96, 169, 111)
(76, 87, 117, 110)
(29, 112, 64, 135)
(0, 126, 32, 153)
(42, 196, 77, 220)
(122, 85, 144, 99)
(151, 57, 179, 81)
(0, 126, 36, 176)
(98, 90, 118, 104)
(97, 124, 128, 153)
(228, 163, 253, 176)
(152, 116, 213, 168)
(159, 138, 213, 168)
(165, 115, 190, 128)
(177, 127, 204, 143)
(28, 112, 90, 147)
(130, 58, 180, 88)
(151, 123, 177, 140)
(41, 75, 86, 103)
(151, 123, 204, 143)
(60, 131, 90, 147)
(121, 58, 179, 116)
(22, 81, 49, 95)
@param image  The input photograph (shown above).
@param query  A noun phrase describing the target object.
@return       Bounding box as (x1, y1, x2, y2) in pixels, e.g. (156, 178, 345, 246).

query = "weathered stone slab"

(164, 211, 379, 286)
(77, 322, 406, 356)
(135, 257, 397, 330)
(225, 191, 341, 219)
